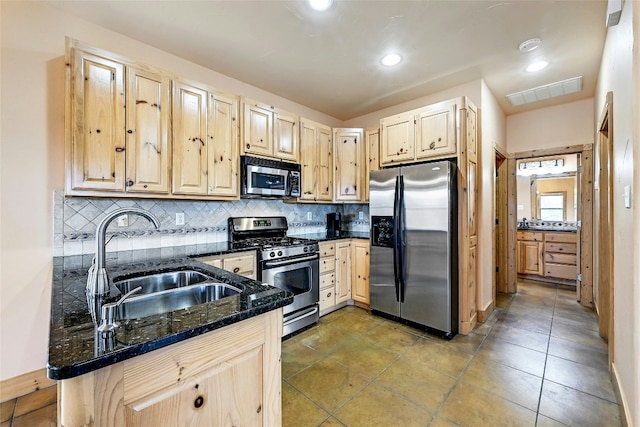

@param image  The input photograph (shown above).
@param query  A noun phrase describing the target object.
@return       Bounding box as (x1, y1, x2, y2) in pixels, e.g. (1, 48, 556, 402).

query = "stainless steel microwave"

(240, 155, 301, 198)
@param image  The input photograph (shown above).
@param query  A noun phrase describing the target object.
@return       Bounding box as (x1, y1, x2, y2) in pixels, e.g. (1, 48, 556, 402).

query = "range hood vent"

(507, 76, 583, 106)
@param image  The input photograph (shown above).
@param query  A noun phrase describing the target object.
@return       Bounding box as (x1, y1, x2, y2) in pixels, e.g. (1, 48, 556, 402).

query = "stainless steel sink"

(114, 270, 215, 295)
(116, 282, 243, 320)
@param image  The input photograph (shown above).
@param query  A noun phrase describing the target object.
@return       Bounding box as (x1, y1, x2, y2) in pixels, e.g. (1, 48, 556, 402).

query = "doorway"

(504, 145, 594, 306)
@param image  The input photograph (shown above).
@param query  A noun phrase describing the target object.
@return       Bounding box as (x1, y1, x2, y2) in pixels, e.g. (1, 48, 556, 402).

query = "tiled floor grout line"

(533, 283, 557, 427)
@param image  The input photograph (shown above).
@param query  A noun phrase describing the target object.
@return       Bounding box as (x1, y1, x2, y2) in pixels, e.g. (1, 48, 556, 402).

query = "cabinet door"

(335, 241, 352, 304)
(334, 128, 364, 202)
(172, 82, 208, 195)
(125, 347, 264, 426)
(517, 241, 543, 275)
(316, 125, 333, 201)
(223, 253, 257, 279)
(299, 120, 318, 201)
(273, 112, 299, 162)
(380, 113, 415, 166)
(416, 100, 456, 160)
(70, 50, 125, 191)
(125, 67, 170, 193)
(207, 92, 239, 197)
(242, 101, 272, 157)
(351, 241, 370, 304)
(364, 128, 380, 202)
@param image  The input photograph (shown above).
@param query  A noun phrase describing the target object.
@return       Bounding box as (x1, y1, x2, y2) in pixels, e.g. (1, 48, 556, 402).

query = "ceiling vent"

(506, 76, 583, 106)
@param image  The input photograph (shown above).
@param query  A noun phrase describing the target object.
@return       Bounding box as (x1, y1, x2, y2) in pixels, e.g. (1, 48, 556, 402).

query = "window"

(539, 193, 565, 221)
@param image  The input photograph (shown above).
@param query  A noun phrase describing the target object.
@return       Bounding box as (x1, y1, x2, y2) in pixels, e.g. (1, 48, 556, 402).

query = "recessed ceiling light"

(525, 60, 549, 72)
(381, 53, 402, 67)
(309, 0, 333, 11)
(519, 38, 542, 52)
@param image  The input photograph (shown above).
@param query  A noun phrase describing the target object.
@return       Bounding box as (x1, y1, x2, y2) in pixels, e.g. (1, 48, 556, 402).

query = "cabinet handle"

(246, 143, 251, 149)
(126, 179, 133, 187)
(429, 141, 436, 150)
(115, 147, 125, 152)
(233, 267, 240, 273)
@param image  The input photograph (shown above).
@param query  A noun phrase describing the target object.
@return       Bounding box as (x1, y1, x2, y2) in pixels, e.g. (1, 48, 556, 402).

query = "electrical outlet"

(176, 212, 185, 226)
(358, 211, 364, 220)
(117, 214, 128, 227)
(307, 212, 313, 220)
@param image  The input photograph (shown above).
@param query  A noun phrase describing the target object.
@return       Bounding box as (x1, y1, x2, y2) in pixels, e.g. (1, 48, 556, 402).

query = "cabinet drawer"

(517, 231, 544, 241)
(196, 256, 223, 268)
(320, 258, 335, 274)
(545, 242, 577, 254)
(320, 272, 335, 288)
(223, 255, 255, 276)
(319, 287, 335, 312)
(544, 252, 577, 266)
(545, 263, 576, 280)
(319, 243, 335, 258)
(545, 232, 577, 244)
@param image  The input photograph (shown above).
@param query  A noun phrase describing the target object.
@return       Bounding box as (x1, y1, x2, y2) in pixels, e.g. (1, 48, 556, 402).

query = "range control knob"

(304, 246, 309, 252)
(277, 251, 283, 257)
(270, 252, 276, 258)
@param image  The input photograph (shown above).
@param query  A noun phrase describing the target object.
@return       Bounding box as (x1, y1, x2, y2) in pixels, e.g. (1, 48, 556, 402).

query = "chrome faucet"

(86, 207, 161, 297)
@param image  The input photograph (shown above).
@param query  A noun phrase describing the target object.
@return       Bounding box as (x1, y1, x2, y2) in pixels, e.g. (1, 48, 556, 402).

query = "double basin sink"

(112, 270, 243, 320)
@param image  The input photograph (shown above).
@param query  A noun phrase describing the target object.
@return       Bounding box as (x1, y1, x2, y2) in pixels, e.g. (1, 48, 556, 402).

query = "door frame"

(594, 92, 614, 366)
(506, 145, 594, 306)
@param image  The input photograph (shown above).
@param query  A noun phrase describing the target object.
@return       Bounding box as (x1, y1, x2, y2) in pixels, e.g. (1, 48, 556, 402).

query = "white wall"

(594, 1, 638, 425)
(0, 1, 341, 381)
(479, 81, 506, 313)
(506, 98, 594, 153)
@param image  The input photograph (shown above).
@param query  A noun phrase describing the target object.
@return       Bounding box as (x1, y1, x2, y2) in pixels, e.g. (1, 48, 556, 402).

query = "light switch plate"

(117, 215, 128, 227)
(307, 212, 312, 220)
(359, 211, 364, 220)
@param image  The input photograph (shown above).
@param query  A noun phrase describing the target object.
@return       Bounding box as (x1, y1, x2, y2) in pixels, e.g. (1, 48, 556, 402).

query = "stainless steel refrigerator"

(369, 160, 458, 338)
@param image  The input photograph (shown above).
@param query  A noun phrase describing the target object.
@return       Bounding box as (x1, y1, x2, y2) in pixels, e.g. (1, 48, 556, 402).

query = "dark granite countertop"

(47, 243, 293, 380)
(290, 231, 370, 242)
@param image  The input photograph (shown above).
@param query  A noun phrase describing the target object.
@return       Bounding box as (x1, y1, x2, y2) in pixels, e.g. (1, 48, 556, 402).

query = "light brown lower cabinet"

(58, 309, 283, 427)
(351, 240, 370, 305)
(195, 250, 257, 280)
(517, 230, 577, 282)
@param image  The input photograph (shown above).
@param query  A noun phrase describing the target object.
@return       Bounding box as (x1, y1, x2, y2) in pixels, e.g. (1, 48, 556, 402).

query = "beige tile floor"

(282, 280, 622, 427)
(1, 281, 621, 427)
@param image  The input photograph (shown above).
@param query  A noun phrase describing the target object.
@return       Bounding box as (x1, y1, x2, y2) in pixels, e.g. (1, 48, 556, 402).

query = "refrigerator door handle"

(393, 175, 401, 302)
(397, 174, 406, 303)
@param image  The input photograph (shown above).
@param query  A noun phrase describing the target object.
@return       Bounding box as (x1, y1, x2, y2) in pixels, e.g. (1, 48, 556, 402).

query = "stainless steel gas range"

(228, 217, 320, 336)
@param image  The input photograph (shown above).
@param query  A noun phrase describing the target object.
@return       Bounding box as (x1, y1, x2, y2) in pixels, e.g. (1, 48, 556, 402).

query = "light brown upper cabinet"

(241, 98, 299, 163)
(333, 128, 365, 202)
(66, 41, 239, 200)
(173, 81, 239, 198)
(125, 67, 171, 194)
(364, 127, 380, 202)
(68, 49, 126, 192)
(299, 118, 333, 202)
(380, 98, 457, 167)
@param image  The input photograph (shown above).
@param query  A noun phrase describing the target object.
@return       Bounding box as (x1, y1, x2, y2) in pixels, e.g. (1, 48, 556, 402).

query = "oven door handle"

(283, 306, 319, 327)
(263, 254, 319, 267)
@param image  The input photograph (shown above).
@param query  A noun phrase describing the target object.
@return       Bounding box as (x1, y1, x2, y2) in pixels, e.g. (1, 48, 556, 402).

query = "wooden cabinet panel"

(207, 92, 239, 197)
(195, 251, 257, 280)
(544, 263, 576, 280)
(299, 119, 332, 202)
(242, 102, 272, 157)
(319, 242, 336, 258)
(125, 347, 263, 427)
(273, 112, 298, 162)
(545, 232, 577, 244)
(317, 126, 333, 201)
(351, 241, 370, 304)
(319, 286, 335, 312)
(320, 257, 335, 274)
(517, 241, 543, 275)
(334, 128, 364, 202)
(125, 67, 170, 194)
(380, 113, 415, 165)
(172, 82, 208, 195)
(364, 128, 379, 202)
(335, 241, 352, 304)
(545, 242, 577, 255)
(416, 100, 456, 160)
(544, 252, 577, 265)
(517, 231, 544, 242)
(71, 50, 125, 191)
(320, 272, 335, 288)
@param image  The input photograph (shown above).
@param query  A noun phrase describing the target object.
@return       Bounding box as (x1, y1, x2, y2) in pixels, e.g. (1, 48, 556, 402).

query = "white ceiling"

(49, 0, 608, 121)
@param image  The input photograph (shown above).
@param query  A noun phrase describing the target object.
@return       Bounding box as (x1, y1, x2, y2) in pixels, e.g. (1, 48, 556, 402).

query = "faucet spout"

(86, 207, 160, 298)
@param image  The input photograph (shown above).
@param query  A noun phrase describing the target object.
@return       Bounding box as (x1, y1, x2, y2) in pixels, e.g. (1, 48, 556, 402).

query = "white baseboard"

(611, 362, 633, 427)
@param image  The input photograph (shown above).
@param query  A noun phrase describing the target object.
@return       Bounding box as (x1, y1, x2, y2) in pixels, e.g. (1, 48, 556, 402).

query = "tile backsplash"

(54, 191, 369, 257)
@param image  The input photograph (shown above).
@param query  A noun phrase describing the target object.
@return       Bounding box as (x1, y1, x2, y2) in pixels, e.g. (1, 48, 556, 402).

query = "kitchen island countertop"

(47, 242, 293, 380)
